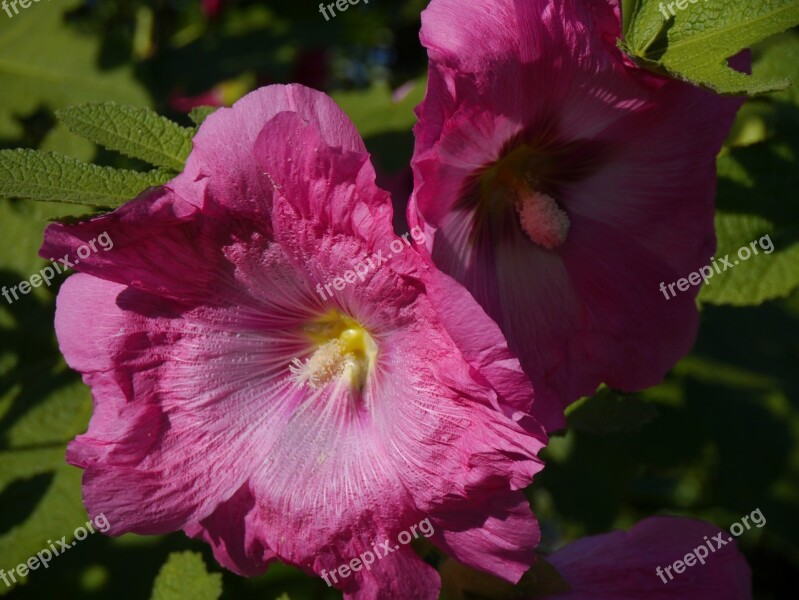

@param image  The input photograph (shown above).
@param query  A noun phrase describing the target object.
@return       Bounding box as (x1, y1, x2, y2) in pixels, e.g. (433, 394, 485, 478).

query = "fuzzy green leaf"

(623, 0, 799, 95)
(57, 103, 194, 172)
(150, 552, 222, 600)
(0, 150, 171, 207)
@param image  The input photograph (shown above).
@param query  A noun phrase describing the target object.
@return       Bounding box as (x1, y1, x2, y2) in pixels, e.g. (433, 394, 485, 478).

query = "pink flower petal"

(546, 516, 752, 599)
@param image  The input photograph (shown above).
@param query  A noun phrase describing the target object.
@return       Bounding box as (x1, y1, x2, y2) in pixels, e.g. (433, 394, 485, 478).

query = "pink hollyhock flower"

(41, 85, 548, 599)
(409, 0, 746, 429)
(545, 516, 752, 599)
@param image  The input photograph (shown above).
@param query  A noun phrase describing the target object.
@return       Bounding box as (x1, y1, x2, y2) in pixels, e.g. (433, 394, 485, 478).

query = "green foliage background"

(0, 1, 797, 598)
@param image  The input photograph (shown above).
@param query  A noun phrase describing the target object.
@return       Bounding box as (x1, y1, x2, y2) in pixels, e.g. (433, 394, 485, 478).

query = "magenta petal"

(38, 186, 242, 306)
(546, 516, 752, 600)
(420, 0, 521, 71)
(247, 107, 547, 584)
(184, 485, 275, 576)
(337, 547, 440, 600)
(422, 265, 556, 426)
(170, 84, 366, 223)
(253, 110, 394, 249)
(57, 272, 315, 536)
(431, 491, 539, 583)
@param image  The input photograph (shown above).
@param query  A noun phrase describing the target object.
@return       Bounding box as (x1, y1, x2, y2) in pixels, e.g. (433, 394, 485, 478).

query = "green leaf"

(751, 30, 799, 107)
(622, 0, 799, 95)
(0, 150, 171, 207)
(57, 103, 194, 172)
(621, 0, 642, 39)
(699, 143, 799, 305)
(0, 0, 149, 141)
(0, 376, 93, 594)
(0, 194, 103, 593)
(702, 206, 799, 306)
(189, 106, 219, 128)
(150, 552, 222, 600)
(701, 33, 799, 305)
(723, 34, 799, 151)
(0, 198, 106, 596)
(724, 101, 778, 148)
(566, 387, 659, 434)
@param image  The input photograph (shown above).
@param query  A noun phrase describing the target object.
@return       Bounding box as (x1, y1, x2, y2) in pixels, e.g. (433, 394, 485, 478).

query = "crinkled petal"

(170, 84, 366, 223)
(430, 490, 539, 583)
(184, 484, 275, 577)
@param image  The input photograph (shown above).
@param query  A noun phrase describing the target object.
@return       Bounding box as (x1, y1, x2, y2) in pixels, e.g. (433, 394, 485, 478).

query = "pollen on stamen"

(290, 340, 347, 389)
(515, 190, 570, 250)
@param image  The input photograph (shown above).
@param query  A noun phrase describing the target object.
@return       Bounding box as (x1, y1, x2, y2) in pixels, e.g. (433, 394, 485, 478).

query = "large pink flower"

(409, 0, 746, 429)
(545, 516, 752, 599)
(41, 85, 548, 599)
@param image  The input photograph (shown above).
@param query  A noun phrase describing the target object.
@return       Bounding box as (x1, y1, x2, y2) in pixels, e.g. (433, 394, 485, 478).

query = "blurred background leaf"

(150, 552, 222, 600)
(566, 387, 659, 434)
(0, 0, 149, 144)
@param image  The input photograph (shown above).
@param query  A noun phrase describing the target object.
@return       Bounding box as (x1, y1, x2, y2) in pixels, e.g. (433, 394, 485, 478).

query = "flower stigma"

(290, 309, 377, 391)
(481, 144, 570, 249)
